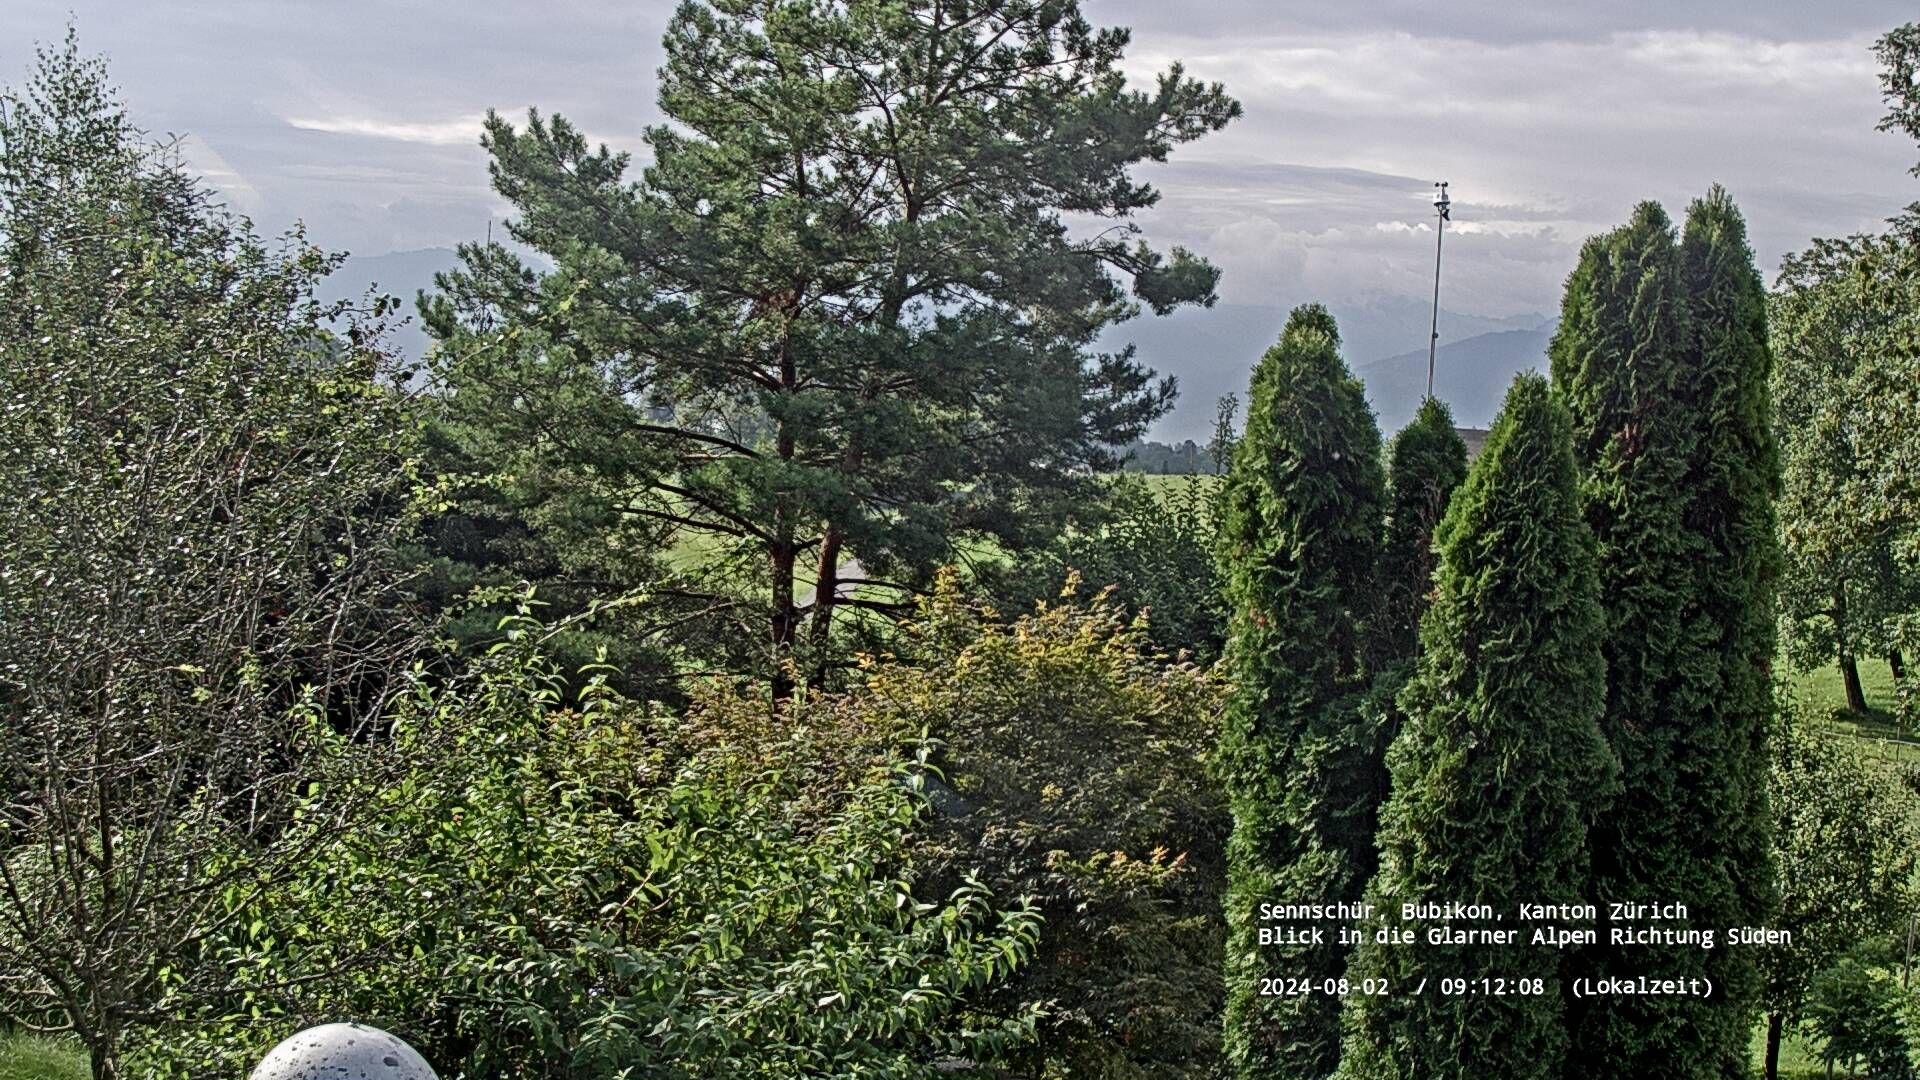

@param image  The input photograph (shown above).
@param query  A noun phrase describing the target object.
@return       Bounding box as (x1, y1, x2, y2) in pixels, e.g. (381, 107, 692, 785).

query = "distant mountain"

(314, 247, 464, 363)
(1110, 296, 1552, 442)
(1356, 328, 1553, 435)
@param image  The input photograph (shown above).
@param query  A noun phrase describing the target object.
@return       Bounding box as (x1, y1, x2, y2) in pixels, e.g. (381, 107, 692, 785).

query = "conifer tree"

(1671, 184, 1781, 1067)
(1554, 201, 1698, 1077)
(1377, 396, 1469, 664)
(1556, 194, 1778, 1078)
(422, 0, 1240, 698)
(1337, 373, 1615, 1080)
(1217, 304, 1386, 1080)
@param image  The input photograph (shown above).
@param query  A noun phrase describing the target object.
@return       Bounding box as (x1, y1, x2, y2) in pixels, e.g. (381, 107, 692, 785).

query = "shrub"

(1806, 949, 1919, 1080)
(678, 571, 1230, 1080)
(987, 474, 1227, 662)
(140, 613, 1043, 1079)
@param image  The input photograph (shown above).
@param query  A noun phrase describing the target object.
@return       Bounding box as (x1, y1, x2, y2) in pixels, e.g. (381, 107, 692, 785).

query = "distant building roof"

(1456, 427, 1491, 459)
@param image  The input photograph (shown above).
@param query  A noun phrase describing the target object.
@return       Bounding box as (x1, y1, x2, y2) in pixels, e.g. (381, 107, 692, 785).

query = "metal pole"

(1427, 181, 1449, 401)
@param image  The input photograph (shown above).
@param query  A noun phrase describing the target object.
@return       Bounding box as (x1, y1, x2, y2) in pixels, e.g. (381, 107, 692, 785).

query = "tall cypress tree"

(1671, 184, 1781, 1069)
(1554, 201, 1696, 1077)
(1218, 304, 1386, 1080)
(1337, 373, 1615, 1080)
(1556, 196, 1775, 1078)
(1377, 397, 1469, 664)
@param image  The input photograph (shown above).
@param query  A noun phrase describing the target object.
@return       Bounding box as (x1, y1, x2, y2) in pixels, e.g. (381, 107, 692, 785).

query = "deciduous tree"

(0, 37, 420, 1080)
(1758, 712, 1920, 1080)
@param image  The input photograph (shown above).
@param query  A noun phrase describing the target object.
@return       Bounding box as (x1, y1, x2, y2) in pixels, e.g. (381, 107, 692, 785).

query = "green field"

(1789, 658, 1919, 767)
(1139, 471, 1221, 498)
(1792, 657, 1903, 720)
(0, 1033, 87, 1080)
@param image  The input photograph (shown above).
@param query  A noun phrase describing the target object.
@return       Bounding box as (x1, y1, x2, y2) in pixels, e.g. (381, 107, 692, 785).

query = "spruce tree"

(1377, 396, 1469, 664)
(1556, 195, 1778, 1078)
(1217, 304, 1386, 1080)
(1337, 373, 1615, 1080)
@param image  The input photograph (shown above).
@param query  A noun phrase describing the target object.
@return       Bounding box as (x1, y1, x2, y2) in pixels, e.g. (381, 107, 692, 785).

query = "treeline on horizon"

(3, 6, 1920, 1080)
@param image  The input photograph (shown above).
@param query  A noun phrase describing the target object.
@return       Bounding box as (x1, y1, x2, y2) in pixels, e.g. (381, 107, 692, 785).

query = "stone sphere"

(250, 1023, 439, 1080)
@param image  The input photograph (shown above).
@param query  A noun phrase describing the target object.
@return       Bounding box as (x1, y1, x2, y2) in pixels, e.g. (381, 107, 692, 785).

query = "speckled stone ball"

(250, 1023, 438, 1080)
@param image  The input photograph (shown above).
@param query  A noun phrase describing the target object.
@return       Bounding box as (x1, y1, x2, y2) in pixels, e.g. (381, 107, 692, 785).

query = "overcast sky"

(7, 1, 1919, 431)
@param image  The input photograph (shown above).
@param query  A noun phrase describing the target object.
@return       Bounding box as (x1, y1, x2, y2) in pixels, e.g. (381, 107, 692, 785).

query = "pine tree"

(1337, 373, 1615, 1080)
(422, 0, 1240, 698)
(1377, 397, 1469, 664)
(1555, 195, 1777, 1078)
(1217, 304, 1386, 1080)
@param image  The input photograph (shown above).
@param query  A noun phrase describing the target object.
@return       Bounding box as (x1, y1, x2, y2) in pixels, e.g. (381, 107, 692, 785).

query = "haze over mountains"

(1103, 296, 1553, 439)
(327, 248, 1553, 442)
(1356, 328, 1553, 433)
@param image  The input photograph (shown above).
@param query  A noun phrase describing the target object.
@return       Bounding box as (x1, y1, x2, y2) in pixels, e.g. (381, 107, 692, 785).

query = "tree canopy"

(422, 0, 1240, 697)
(0, 35, 421, 1080)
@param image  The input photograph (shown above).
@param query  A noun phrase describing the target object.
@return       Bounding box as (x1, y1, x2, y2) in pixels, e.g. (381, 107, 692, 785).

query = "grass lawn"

(0, 1032, 88, 1080)
(1747, 1020, 1828, 1079)
(1791, 658, 1902, 722)
(1787, 658, 1920, 767)
(1138, 471, 1221, 501)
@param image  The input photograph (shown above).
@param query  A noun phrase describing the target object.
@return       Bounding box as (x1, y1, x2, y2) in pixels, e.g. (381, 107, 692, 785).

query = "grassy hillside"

(1791, 659, 1901, 720)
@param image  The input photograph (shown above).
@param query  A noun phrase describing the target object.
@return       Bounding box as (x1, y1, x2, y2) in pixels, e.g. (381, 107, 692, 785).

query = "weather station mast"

(1426, 180, 1450, 400)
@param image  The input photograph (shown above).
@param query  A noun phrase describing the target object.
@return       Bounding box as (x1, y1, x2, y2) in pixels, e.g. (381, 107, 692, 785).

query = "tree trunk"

(1890, 649, 1908, 684)
(1764, 1011, 1783, 1080)
(808, 525, 845, 679)
(769, 315, 801, 704)
(85, 1028, 119, 1080)
(769, 539, 798, 703)
(1840, 652, 1869, 714)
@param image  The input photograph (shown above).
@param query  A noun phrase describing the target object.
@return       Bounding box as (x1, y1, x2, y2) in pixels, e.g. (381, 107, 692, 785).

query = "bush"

(139, 612, 1043, 1079)
(1806, 948, 1919, 1079)
(986, 473, 1226, 662)
(679, 571, 1231, 1080)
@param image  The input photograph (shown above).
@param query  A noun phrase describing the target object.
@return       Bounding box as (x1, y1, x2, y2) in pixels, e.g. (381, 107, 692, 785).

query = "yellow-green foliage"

(686, 570, 1231, 1080)
(133, 614, 1044, 1080)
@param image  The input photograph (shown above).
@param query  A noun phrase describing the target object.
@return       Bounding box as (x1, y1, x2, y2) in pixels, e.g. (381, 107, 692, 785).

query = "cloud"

(284, 114, 486, 146)
(10, 0, 1917, 438)
(1117, 25, 1914, 315)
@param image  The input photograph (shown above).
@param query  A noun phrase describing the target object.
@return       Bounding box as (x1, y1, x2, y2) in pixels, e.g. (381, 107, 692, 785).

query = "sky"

(6, 1, 1918, 436)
